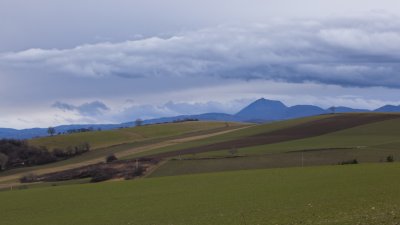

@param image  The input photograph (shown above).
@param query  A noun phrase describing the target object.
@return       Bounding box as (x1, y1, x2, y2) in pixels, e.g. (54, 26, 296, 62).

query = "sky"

(1, 0, 400, 129)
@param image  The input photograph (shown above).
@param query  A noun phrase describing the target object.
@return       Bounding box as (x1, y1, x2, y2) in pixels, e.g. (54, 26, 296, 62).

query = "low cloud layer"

(2, 12, 400, 88)
(51, 99, 250, 123)
(52, 101, 109, 116)
(115, 100, 251, 121)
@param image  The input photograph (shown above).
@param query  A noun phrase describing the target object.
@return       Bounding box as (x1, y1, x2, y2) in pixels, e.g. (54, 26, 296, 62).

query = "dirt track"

(0, 126, 250, 186)
(147, 113, 400, 159)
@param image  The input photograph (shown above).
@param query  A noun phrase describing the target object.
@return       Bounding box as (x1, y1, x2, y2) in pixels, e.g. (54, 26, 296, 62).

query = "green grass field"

(3, 114, 399, 181)
(133, 115, 400, 159)
(0, 121, 248, 185)
(29, 121, 244, 150)
(167, 116, 400, 159)
(150, 146, 400, 177)
(232, 117, 400, 156)
(5, 113, 397, 182)
(128, 115, 334, 158)
(0, 178, 91, 192)
(2, 114, 400, 225)
(120, 115, 400, 178)
(1, 163, 399, 225)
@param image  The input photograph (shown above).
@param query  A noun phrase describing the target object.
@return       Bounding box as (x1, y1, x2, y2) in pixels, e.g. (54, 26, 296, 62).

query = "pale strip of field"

(0, 126, 251, 186)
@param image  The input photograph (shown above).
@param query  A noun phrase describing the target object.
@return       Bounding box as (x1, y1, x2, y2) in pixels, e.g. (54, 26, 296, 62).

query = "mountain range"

(2, 98, 400, 139)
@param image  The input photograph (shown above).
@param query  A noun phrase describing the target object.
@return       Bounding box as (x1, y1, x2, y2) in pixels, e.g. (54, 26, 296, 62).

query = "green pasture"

(1, 163, 399, 225)
(128, 115, 334, 158)
(182, 117, 400, 158)
(29, 121, 243, 150)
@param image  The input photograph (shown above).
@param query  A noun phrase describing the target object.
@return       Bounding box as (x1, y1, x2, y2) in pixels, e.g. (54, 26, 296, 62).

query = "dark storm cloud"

(2, 0, 400, 52)
(2, 13, 400, 88)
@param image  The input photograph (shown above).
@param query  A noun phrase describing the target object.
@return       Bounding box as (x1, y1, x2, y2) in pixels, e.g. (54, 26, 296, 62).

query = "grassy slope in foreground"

(1, 163, 400, 225)
(28, 121, 243, 150)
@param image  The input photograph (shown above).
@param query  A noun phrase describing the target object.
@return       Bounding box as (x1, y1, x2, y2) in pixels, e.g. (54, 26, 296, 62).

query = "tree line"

(47, 126, 101, 136)
(0, 139, 90, 171)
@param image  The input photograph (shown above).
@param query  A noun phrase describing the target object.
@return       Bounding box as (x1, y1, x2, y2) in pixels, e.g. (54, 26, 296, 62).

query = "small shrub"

(339, 159, 358, 165)
(228, 148, 238, 156)
(0, 153, 8, 170)
(90, 168, 117, 183)
(20, 173, 38, 183)
(125, 165, 146, 179)
(52, 148, 66, 158)
(106, 154, 118, 163)
(133, 165, 145, 177)
(387, 155, 394, 163)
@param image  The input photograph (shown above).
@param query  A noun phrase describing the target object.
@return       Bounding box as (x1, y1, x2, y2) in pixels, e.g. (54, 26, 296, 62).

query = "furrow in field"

(147, 113, 400, 159)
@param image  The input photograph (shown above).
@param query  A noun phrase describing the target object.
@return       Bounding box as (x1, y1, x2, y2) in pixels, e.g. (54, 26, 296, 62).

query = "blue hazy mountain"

(374, 105, 400, 112)
(0, 124, 125, 140)
(0, 128, 47, 139)
(333, 106, 370, 113)
(284, 105, 326, 119)
(235, 98, 288, 121)
(143, 113, 239, 124)
(1, 98, 398, 139)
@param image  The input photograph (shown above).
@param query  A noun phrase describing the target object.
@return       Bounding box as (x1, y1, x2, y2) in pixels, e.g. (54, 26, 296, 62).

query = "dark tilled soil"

(22, 158, 159, 183)
(146, 113, 400, 159)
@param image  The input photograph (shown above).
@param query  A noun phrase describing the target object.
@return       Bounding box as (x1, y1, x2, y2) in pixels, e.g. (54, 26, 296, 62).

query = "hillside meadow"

(29, 121, 244, 150)
(148, 115, 400, 177)
(0, 121, 248, 185)
(1, 114, 400, 225)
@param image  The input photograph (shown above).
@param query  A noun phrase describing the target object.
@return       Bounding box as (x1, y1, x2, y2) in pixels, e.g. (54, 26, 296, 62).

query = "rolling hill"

(0, 121, 249, 186)
(3, 98, 400, 140)
(29, 121, 244, 150)
(129, 113, 400, 177)
(1, 113, 400, 225)
(2, 112, 398, 182)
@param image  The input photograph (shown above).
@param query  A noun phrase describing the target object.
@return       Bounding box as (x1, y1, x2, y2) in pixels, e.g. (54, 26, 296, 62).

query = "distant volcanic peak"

(252, 98, 287, 107)
(235, 98, 287, 120)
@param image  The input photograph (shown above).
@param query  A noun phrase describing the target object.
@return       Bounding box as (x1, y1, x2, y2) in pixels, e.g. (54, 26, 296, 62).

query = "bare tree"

(0, 153, 8, 170)
(47, 127, 56, 136)
(329, 106, 336, 114)
(135, 118, 143, 127)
